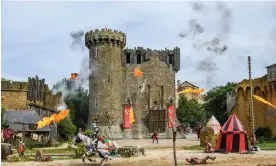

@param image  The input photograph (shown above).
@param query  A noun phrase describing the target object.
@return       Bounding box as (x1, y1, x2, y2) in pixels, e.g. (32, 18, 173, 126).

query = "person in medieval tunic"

(250, 135, 257, 146)
(152, 131, 158, 144)
(196, 127, 201, 141)
(186, 156, 216, 165)
(35, 149, 53, 162)
(205, 141, 214, 153)
(17, 139, 24, 156)
(183, 127, 187, 136)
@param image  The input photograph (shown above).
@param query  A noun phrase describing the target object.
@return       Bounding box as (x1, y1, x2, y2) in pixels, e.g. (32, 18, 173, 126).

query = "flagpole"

(248, 56, 255, 138)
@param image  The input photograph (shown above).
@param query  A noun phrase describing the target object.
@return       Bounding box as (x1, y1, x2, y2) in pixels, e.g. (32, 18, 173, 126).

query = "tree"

(1, 78, 12, 81)
(202, 82, 237, 124)
(176, 95, 207, 127)
(52, 78, 89, 131)
(99, 109, 117, 141)
(57, 117, 77, 141)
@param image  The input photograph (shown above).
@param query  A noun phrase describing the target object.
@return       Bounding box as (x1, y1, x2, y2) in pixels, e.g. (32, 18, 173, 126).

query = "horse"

(74, 133, 98, 162)
(74, 133, 119, 165)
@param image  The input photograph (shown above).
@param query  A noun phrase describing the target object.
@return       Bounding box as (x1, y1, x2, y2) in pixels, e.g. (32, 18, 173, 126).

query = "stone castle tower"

(85, 28, 180, 139)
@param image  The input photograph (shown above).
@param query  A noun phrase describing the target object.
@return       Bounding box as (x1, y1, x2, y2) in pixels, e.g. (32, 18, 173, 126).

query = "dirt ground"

(2, 135, 276, 166)
(2, 149, 276, 166)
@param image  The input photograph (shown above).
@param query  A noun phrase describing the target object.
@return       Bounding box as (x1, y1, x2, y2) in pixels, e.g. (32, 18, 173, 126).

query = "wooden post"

(170, 117, 177, 166)
(22, 123, 25, 140)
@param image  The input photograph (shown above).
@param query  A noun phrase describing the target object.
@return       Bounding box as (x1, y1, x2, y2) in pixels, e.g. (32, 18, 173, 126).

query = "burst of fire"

(37, 109, 70, 129)
(129, 107, 135, 124)
(178, 87, 205, 94)
(133, 68, 142, 78)
(253, 95, 276, 109)
(70, 73, 78, 80)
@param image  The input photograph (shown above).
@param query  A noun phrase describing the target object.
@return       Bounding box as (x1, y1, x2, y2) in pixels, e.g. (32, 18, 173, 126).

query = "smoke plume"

(70, 30, 85, 52)
(179, 19, 204, 39)
(53, 30, 97, 110)
(179, 1, 232, 86)
(191, 1, 204, 13)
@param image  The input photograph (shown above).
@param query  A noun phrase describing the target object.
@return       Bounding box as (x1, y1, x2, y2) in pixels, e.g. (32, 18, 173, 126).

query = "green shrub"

(58, 117, 77, 141)
(258, 136, 265, 144)
(22, 138, 46, 149)
(83, 129, 92, 136)
(255, 127, 272, 140)
(74, 143, 85, 157)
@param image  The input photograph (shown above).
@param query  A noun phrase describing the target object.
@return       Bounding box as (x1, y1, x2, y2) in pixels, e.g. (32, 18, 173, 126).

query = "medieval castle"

(85, 28, 180, 139)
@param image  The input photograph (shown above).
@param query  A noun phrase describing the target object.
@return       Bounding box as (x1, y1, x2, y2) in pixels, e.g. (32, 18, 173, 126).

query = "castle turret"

(85, 28, 126, 139)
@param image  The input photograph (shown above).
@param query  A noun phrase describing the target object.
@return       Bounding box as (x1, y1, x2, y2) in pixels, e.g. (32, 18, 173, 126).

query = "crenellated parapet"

(85, 29, 126, 48)
(123, 46, 180, 72)
(234, 75, 271, 98)
(1, 81, 28, 91)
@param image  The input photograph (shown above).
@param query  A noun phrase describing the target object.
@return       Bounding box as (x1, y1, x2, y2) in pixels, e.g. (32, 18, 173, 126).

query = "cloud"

(2, 1, 276, 92)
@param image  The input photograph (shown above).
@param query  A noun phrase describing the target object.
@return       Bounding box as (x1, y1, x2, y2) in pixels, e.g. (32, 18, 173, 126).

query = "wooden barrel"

(1, 143, 12, 159)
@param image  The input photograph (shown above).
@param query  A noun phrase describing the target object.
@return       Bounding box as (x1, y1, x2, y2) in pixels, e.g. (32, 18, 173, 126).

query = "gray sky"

(2, 1, 276, 90)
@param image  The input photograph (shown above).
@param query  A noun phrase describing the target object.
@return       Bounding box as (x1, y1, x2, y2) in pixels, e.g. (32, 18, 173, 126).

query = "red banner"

(124, 105, 131, 129)
(168, 105, 175, 128)
(3, 129, 13, 139)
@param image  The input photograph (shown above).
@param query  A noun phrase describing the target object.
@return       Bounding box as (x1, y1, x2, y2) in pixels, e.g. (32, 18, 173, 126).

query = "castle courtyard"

(2, 135, 276, 166)
(2, 149, 276, 166)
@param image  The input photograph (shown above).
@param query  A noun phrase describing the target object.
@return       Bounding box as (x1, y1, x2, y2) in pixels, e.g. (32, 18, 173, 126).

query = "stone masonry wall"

(1, 81, 61, 111)
(1, 91, 28, 110)
(233, 75, 276, 137)
(85, 29, 126, 139)
(122, 51, 176, 138)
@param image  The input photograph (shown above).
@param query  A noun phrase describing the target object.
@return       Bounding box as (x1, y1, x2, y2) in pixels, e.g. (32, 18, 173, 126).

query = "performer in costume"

(186, 156, 216, 164)
(152, 131, 158, 144)
(205, 141, 214, 153)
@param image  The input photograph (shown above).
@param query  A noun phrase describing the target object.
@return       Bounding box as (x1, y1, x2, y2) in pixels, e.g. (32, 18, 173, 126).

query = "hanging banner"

(168, 105, 175, 128)
(124, 105, 131, 129)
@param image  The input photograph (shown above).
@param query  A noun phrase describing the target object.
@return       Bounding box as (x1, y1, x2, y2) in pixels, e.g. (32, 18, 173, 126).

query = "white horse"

(74, 133, 119, 165)
(74, 133, 97, 162)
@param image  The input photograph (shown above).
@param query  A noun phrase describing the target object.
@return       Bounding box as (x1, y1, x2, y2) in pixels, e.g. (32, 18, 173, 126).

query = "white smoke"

(53, 30, 98, 110)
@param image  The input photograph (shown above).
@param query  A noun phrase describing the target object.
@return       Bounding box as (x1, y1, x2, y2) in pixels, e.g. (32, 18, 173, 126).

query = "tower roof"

(221, 114, 246, 133)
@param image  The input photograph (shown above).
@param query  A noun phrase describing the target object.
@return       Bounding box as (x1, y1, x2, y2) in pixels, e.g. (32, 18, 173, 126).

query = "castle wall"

(121, 51, 176, 138)
(233, 75, 276, 137)
(2, 91, 28, 110)
(1, 81, 61, 111)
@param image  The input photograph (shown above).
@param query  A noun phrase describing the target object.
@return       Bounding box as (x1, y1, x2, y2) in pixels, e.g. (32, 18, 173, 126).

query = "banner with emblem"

(124, 105, 131, 129)
(3, 129, 13, 139)
(168, 105, 175, 128)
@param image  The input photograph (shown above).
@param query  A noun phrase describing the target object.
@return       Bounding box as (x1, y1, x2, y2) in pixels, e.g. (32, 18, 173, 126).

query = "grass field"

(258, 141, 276, 150)
(182, 141, 276, 151)
(26, 147, 75, 154)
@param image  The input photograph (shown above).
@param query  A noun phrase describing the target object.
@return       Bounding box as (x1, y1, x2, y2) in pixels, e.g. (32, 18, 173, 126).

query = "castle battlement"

(85, 28, 126, 48)
(123, 47, 180, 72)
(1, 81, 28, 91)
(124, 47, 180, 55)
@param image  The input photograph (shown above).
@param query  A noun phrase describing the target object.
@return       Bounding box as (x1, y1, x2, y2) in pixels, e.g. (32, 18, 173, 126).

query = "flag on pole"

(124, 105, 131, 128)
(168, 105, 175, 128)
